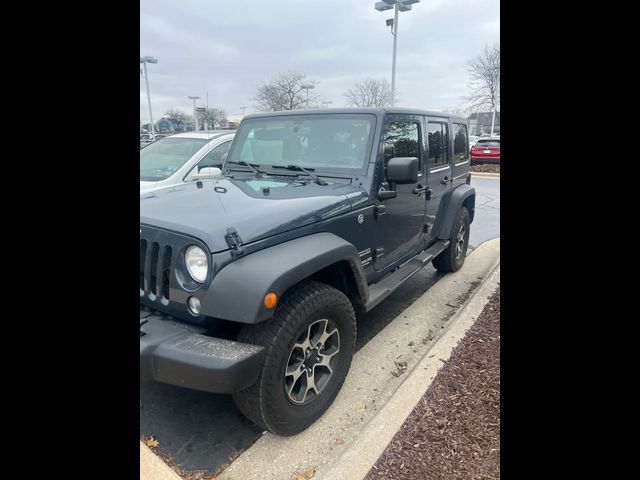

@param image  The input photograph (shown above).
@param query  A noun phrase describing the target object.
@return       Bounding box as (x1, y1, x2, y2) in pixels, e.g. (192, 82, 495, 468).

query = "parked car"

(470, 137, 500, 164)
(469, 135, 480, 148)
(140, 131, 235, 193)
(140, 108, 475, 435)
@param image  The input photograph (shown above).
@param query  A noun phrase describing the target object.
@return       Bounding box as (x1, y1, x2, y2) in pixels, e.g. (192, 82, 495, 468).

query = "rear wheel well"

(463, 195, 475, 222)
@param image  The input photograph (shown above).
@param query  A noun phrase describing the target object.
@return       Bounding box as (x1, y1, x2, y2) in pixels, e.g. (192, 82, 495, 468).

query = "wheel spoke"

(316, 354, 334, 374)
(301, 370, 318, 403)
(285, 367, 305, 398)
(317, 320, 338, 347)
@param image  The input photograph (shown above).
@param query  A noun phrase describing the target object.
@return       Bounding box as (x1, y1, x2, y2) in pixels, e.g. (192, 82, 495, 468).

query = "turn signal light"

(264, 292, 278, 309)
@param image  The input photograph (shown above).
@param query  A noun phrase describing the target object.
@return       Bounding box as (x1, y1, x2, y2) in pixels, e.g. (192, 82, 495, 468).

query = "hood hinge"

(225, 227, 245, 258)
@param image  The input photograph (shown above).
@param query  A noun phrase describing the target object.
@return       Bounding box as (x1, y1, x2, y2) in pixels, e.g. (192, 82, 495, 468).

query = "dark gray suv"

(140, 108, 475, 435)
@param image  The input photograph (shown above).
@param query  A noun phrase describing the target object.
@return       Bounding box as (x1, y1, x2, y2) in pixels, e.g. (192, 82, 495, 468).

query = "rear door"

(424, 117, 452, 240)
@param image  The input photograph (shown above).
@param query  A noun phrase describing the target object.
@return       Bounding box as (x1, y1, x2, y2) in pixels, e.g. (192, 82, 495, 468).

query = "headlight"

(185, 246, 209, 283)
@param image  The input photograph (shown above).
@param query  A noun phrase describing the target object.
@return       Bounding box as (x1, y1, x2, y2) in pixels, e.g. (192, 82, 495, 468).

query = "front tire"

(433, 206, 470, 273)
(232, 280, 356, 436)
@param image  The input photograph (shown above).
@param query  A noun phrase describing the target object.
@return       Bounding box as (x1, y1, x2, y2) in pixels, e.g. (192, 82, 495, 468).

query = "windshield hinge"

(225, 227, 245, 258)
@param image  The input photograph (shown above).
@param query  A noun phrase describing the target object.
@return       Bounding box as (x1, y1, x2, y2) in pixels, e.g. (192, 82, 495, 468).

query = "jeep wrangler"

(140, 108, 475, 436)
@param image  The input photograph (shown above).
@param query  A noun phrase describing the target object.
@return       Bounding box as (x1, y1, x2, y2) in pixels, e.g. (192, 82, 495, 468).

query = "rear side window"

(383, 121, 420, 167)
(427, 122, 449, 169)
(453, 123, 468, 164)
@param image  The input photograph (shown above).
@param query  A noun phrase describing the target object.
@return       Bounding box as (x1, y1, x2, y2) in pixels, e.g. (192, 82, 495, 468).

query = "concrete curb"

(140, 441, 183, 480)
(319, 263, 500, 480)
(470, 172, 500, 179)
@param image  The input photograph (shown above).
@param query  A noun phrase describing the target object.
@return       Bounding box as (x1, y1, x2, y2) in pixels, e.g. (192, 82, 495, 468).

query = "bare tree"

(464, 44, 500, 114)
(254, 71, 317, 111)
(182, 115, 195, 131)
(163, 109, 189, 131)
(344, 78, 393, 107)
(201, 108, 228, 129)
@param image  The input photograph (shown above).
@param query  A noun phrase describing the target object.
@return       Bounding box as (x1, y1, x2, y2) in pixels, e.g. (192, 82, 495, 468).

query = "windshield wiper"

(225, 160, 266, 176)
(271, 165, 328, 186)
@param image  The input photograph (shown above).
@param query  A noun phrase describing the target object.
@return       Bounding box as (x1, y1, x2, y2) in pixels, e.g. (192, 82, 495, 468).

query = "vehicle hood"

(140, 175, 367, 252)
(140, 180, 159, 194)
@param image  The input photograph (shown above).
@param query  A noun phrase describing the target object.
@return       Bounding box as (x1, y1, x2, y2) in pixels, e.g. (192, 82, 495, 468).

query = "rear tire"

(433, 206, 470, 273)
(232, 280, 356, 436)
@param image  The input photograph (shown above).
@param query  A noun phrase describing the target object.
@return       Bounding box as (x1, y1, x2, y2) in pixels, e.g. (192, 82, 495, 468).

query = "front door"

(424, 118, 453, 240)
(374, 115, 427, 271)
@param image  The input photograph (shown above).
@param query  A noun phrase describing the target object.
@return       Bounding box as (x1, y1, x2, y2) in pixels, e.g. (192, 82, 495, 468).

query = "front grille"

(140, 238, 173, 303)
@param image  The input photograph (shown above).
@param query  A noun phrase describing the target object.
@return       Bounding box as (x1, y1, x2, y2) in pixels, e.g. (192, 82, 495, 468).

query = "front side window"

(228, 114, 375, 173)
(382, 121, 420, 168)
(453, 123, 469, 164)
(198, 140, 232, 170)
(428, 122, 449, 169)
(140, 137, 209, 181)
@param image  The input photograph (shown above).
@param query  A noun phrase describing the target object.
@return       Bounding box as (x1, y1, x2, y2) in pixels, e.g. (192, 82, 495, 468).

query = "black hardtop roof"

(243, 107, 467, 124)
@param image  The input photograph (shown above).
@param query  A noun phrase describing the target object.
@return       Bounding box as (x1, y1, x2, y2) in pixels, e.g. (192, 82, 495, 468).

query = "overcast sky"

(140, 0, 499, 123)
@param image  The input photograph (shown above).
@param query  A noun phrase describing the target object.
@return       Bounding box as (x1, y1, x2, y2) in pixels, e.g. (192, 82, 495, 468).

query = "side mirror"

(386, 157, 418, 184)
(189, 167, 222, 180)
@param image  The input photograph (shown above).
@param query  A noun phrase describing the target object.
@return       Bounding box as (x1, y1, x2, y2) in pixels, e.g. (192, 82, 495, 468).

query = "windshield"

(476, 140, 500, 147)
(227, 114, 376, 174)
(140, 137, 209, 181)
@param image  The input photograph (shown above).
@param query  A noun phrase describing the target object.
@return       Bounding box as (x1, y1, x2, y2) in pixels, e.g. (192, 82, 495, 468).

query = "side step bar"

(364, 240, 450, 312)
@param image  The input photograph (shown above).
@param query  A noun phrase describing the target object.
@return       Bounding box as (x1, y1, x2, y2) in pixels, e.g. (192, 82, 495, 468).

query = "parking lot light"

(373, 0, 420, 106)
(140, 56, 159, 138)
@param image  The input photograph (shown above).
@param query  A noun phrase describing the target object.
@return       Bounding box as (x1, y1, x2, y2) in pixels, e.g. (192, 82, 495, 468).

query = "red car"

(470, 137, 500, 164)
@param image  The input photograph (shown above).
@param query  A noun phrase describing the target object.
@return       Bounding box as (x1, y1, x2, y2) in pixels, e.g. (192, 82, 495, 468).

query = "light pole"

(140, 56, 158, 138)
(188, 96, 200, 131)
(374, 1, 420, 106)
(300, 84, 315, 106)
(489, 66, 500, 136)
(240, 106, 247, 118)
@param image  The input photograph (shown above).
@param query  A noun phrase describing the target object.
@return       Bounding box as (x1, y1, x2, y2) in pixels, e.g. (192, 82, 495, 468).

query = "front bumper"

(140, 310, 265, 393)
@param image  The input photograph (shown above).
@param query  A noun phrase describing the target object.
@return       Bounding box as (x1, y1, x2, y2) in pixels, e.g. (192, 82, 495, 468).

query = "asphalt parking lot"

(140, 176, 500, 474)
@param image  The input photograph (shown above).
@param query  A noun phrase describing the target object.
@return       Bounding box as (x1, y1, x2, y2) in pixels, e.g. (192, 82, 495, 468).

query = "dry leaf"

(303, 467, 315, 478)
(146, 436, 160, 448)
(357, 402, 366, 413)
(293, 475, 305, 480)
(335, 437, 345, 445)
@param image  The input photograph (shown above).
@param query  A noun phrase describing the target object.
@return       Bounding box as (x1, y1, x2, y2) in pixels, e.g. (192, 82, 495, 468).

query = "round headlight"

(185, 246, 209, 283)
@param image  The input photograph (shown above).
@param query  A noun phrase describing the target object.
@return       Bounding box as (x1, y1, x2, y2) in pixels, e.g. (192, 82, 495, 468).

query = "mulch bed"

(365, 287, 500, 480)
(470, 164, 500, 174)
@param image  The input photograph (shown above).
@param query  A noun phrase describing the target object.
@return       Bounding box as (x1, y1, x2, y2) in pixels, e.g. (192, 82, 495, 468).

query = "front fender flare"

(201, 233, 367, 324)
